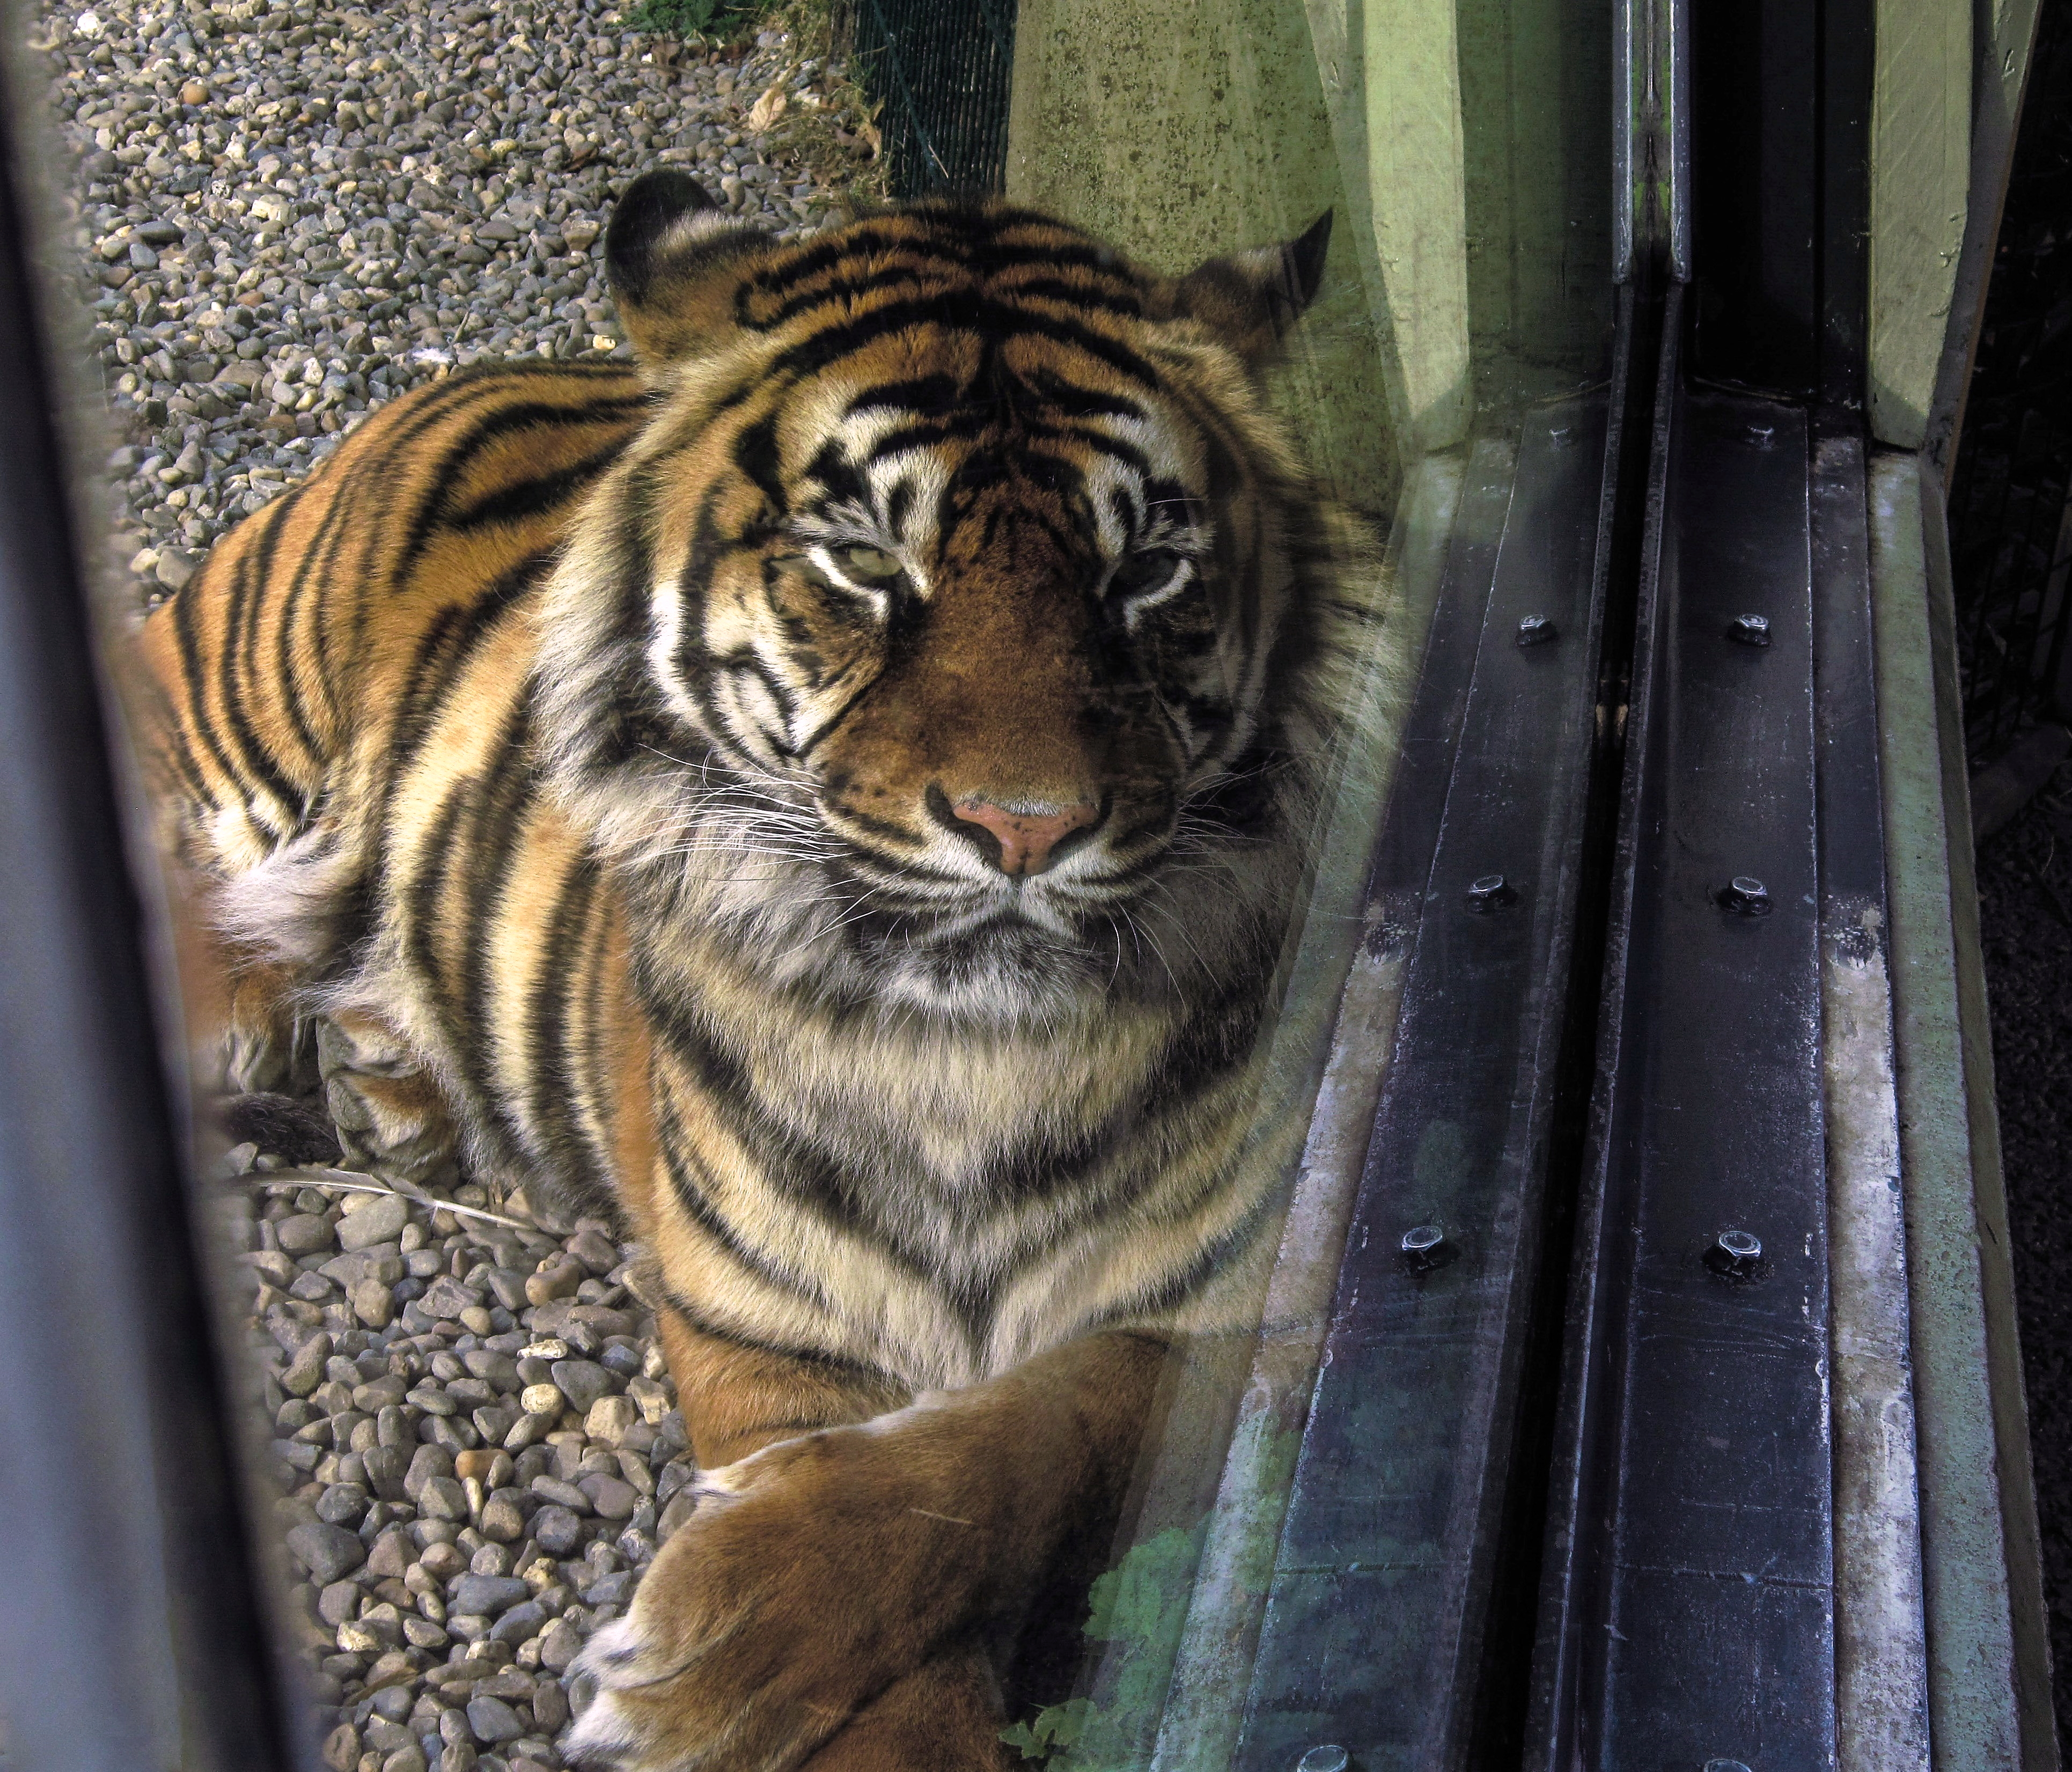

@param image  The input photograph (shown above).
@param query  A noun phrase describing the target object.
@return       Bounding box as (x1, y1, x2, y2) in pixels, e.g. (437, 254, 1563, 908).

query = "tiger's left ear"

(1169, 211, 1333, 363)
(606, 168, 775, 363)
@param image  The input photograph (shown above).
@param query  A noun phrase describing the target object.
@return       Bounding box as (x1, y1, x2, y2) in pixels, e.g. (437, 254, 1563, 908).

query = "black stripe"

(396, 392, 650, 578)
(657, 1284, 901, 1389)
(447, 437, 629, 535)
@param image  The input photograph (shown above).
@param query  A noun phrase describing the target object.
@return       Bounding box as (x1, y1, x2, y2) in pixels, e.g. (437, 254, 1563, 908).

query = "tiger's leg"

(565, 1327, 1166, 1772)
(792, 1651, 1011, 1772)
(317, 1007, 461, 1189)
(163, 863, 312, 1097)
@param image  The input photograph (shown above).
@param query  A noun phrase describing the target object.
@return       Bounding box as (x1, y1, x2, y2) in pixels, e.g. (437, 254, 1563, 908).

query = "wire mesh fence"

(851, 0, 1017, 199)
(1949, 0, 2072, 768)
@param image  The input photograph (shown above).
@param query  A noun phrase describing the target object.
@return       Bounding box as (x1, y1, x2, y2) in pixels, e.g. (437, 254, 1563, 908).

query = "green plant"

(622, 0, 755, 38)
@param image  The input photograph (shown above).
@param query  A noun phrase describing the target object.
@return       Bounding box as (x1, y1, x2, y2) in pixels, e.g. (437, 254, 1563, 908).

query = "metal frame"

(1229, 376, 1625, 1769)
(0, 78, 304, 1772)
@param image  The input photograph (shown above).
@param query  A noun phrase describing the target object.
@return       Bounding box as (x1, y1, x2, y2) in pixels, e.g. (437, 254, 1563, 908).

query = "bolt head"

(1727, 613, 1772, 646)
(1707, 1229, 1763, 1277)
(1716, 876, 1772, 916)
(1401, 1224, 1451, 1271)
(1516, 613, 1558, 647)
(1704, 1761, 1753, 1772)
(1297, 1751, 1350, 1772)
(1747, 422, 1776, 448)
(1466, 873, 1517, 913)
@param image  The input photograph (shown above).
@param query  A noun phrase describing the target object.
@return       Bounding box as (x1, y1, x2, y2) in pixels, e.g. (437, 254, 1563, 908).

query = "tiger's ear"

(606, 169, 774, 363)
(1169, 211, 1333, 363)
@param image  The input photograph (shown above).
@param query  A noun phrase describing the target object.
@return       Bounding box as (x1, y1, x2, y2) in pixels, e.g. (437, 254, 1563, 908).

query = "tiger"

(136, 173, 1398, 1771)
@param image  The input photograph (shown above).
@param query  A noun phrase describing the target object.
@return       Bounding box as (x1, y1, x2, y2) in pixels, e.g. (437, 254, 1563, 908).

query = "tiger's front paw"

(562, 1428, 998, 1772)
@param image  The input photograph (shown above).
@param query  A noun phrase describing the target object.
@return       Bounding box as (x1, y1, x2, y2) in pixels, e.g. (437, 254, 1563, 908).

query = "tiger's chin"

(862, 912, 1126, 1025)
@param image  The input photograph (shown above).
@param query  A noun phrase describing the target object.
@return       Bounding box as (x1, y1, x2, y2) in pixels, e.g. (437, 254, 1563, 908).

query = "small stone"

(564, 1227, 619, 1275)
(315, 1482, 369, 1526)
(322, 1723, 362, 1772)
(529, 1680, 569, 1733)
(438, 1745, 477, 1772)
(286, 1521, 366, 1585)
(549, 1359, 613, 1413)
(488, 1599, 546, 1645)
(383, 1746, 428, 1772)
(451, 1573, 532, 1616)
(465, 1696, 525, 1745)
(537, 1617, 582, 1673)
(339, 1193, 411, 1251)
(178, 82, 209, 106)
(154, 549, 197, 592)
(530, 1505, 585, 1557)
(578, 1474, 638, 1521)
(368, 1526, 415, 1579)
(405, 1445, 457, 1501)
(318, 1580, 362, 1627)
(281, 1345, 334, 1408)
(518, 1383, 562, 1418)
(419, 1477, 469, 1521)
(276, 1212, 334, 1256)
(365, 1649, 420, 1690)
(584, 1396, 637, 1449)
(351, 1277, 395, 1329)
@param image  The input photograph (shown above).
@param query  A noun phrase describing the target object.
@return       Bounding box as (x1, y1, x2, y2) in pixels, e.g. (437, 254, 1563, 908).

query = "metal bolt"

(1747, 421, 1776, 448)
(1401, 1224, 1446, 1263)
(1516, 613, 1558, 648)
(1704, 1761, 1754, 1772)
(1716, 876, 1772, 916)
(1297, 1749, 1351, 1772)
(1707, 1229, 1763, 1277)
(1726, 613, 1772, 647)
(1466, 873, 1517, 913)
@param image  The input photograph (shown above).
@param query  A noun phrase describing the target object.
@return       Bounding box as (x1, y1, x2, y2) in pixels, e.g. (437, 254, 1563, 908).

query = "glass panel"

(26, 0, 1608, 1767)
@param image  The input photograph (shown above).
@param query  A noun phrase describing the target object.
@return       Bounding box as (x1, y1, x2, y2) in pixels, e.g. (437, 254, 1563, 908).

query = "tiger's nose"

(950, 797, 1099, 876)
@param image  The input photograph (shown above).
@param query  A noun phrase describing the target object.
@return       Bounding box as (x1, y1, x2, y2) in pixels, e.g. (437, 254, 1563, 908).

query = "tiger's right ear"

(606, 170, 773, 363)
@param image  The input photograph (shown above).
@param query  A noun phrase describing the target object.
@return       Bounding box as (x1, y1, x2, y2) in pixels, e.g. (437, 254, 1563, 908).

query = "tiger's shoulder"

(137, 358, 653, 871)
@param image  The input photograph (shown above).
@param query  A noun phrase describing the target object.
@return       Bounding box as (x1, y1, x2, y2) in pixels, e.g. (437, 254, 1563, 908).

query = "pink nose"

(951, 798, 1098, 876)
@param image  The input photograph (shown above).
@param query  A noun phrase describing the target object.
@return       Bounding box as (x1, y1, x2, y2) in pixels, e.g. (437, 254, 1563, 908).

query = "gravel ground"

(31, 0, 876, 608)
(1975, 780, 2072, 1747)
(218, 1135, 680, 1772)
(24, 2, 878, 1766)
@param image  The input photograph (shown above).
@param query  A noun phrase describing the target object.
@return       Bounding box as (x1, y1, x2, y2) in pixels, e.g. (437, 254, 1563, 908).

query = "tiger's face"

(539, 180, 1342, 1023)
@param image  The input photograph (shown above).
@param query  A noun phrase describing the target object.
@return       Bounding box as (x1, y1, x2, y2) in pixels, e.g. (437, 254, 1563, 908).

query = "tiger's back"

(139, 359, 649, 883)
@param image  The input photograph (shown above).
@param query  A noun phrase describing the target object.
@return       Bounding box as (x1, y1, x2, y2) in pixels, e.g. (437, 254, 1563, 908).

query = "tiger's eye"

(1113, 549, 1184, 596)
(839, 545, 904, 580)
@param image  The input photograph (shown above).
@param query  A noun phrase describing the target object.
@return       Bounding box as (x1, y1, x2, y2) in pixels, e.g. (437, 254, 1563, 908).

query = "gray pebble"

(548, 1358, 613, 1413)
(315, 1482, 368, 1527)
(338, 1194, 410, 1251)
(285, 1521, 366, 1586)
(275, 1212, 334, 1256)
(530, 1504, 585, 1558)
(451, 1573, 531, 1616)
(464, 1696, 525, 1745)
(318, 1580, 362, 1628)
(418, 1476, 469, 1523)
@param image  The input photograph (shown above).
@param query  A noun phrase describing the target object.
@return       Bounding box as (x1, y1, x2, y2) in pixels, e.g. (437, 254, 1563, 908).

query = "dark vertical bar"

(0, 70, 301, 1772)
(1687, 0, 1820, 392)
(1232, 389, 1614, 1772)
(1541, 383, 1834, 1771)
(1817, 0, 1872, 417)
(1525, 281, 1685, 1772)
